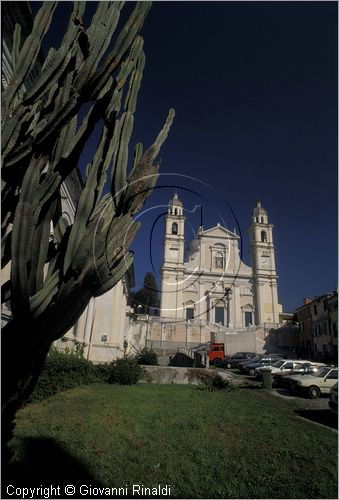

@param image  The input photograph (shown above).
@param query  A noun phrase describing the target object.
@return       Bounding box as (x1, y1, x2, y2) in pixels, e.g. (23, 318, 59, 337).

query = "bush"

(29, 348, 110, 402)
(29, 349, 142, 403)
(108, 357, 142, 385)
(136, 348, 158, 365)
(188, 369, 230, 392)
(91, 363, 112, 383)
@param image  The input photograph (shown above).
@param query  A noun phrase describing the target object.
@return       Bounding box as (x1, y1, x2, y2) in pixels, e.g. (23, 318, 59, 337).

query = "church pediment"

(201, 224, 240, 240)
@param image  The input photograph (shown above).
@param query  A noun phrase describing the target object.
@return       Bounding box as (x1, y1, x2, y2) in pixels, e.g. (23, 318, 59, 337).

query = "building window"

(214, 252, 224, 269)
(314, 344, 317, 352)
(261, 231, 267, 243)
(186, 308, 194, 320)
(215, 306, 224, 325)
(323, 344, 328, 352)
(333, 322, 338, 337)
(245, 311, 253, 327)
(174, 208, 178, 215)
(261, 217, 264, 223)
(313, 305, 317, 315)
(171, 223, 178, 235)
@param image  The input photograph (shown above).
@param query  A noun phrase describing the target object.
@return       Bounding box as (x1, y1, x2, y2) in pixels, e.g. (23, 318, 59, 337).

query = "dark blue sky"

(31, 1, 338, 313)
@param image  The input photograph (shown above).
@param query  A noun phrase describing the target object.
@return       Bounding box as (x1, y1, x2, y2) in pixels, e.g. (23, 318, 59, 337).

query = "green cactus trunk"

(1, 1, 175, 455)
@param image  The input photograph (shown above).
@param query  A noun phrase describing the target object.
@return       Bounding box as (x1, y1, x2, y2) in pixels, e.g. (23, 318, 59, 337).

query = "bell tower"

(160, 192, 186, 318)
(248, 201, 281, 325)
(163, 192, 185, 265)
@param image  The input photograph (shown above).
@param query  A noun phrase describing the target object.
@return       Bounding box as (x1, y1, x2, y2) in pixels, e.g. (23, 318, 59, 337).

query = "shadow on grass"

(294, 409, 338, 430)
(2, 437, 102, 498)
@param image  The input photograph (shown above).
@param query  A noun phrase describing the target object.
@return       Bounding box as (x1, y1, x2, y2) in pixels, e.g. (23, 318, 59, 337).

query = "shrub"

(29, 348, 110, 402)
(91, 363, 111, 383)
(108, 357, 142, 385)
(188, 369, 230, 392)
(136, 348, 158, 365)
(29, 350, 142, 403)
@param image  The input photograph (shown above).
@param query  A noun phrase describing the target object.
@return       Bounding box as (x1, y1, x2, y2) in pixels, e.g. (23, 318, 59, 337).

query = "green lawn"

(6, 384, 338, 498)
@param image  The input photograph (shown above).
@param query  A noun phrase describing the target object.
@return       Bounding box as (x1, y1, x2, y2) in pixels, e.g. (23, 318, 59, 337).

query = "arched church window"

(261, 231, 267, 243)
(261, 217, 264, 223)
(174, 208, 178, 215)
(172, 222, 178, 235)
(214, 251, 224, 269)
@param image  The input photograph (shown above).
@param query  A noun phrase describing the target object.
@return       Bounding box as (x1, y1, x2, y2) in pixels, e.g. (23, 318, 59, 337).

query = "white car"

(288, 366, 338, 399)
(255, 359, 305, 378)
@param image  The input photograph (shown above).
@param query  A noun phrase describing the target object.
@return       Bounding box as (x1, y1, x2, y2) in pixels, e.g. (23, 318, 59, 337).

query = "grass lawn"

(6, 384, 338, 499)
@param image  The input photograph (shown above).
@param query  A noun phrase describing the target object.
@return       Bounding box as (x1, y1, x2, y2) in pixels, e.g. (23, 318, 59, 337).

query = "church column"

(226, 293, 231, 327)
(234, 285, 241, 328)
(271, 283, 279, 324)
(229, 291, 235, 328)
(255, 281, 263, 325)
(84, 299, 95, 344)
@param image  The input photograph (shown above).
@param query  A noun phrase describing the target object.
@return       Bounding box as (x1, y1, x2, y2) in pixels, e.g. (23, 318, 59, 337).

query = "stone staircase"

(146, 319, 288, 361)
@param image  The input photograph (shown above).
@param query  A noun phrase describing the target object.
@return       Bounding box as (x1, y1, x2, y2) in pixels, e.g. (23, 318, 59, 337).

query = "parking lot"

(225, 368, 338, 431)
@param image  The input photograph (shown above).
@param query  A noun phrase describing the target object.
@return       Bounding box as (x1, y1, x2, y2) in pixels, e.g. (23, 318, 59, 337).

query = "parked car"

(329, 382, 338, 414)
(273, 363, 324, 387)
(238, 356, 262, 372)
(223, 352, 257, 369)
(255, 359, 307, 379)
(288, 366, 338, 399)
(243, 355, 284, 376)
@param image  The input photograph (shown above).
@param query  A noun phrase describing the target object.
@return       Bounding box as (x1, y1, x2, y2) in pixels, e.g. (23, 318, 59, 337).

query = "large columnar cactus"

(1, 1, 174, 449)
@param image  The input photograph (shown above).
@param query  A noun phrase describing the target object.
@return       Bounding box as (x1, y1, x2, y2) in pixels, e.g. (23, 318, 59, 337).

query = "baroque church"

(160, 193, 283, 328)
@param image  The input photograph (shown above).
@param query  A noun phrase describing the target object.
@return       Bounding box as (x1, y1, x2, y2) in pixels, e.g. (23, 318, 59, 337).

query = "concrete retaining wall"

(141, 365, 230, 385)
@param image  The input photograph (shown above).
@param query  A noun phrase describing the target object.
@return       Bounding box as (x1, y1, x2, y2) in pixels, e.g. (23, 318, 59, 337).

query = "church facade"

(160, 193, 283, 328)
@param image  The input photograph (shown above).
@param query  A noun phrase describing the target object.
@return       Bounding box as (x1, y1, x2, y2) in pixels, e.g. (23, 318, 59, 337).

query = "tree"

(130, 272, 160, 314)
(1, 1, 174, 450)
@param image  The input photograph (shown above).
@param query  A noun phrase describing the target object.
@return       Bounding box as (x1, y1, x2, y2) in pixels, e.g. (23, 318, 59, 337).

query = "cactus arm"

(77, 2, 123, 84)
(120, 108, 175, 217)
(62, 103, 116, 275)
(30, 270, 60, 318)
(124, 49, 145, 114)
(10, 156, 46, 318)
(11, 23, 22, 72)
(112, 111, 134, 207)
(23, 2, 87, 107)
(93, 252, 133, 297)
(29, 197, 58, 295)
(111, 46, 145, 209)
(150, 108, 176, 159)
(89, 193, 113, 223)
(2, 1, 58, 113)
(82, 2, 151, 98)
(132, 143, 144, 171)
